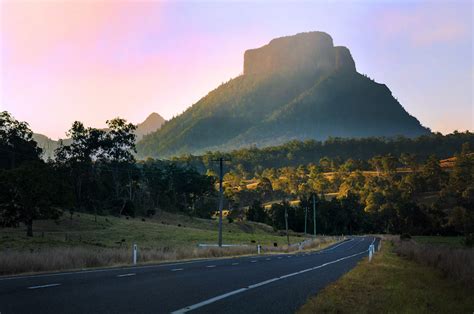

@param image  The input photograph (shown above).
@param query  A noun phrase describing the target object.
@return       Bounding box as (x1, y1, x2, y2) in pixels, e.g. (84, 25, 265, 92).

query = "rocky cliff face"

(243, 32, 355, 77)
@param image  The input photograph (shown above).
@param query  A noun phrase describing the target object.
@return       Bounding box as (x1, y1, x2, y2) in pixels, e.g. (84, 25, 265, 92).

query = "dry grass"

(393, 239, 474, 287)
(298, 239, 474, 314)
(0, 246, 256, 276)
(0, 237, 340, 276)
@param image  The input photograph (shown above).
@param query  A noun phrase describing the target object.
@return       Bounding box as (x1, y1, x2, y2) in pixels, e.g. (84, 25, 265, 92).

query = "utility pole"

(285, 206, 289, 245)
(217, 158, 224, 247)
(304, 206, 308, 236)
(312, 194, 316, 238)
(212, 157, 230, 247)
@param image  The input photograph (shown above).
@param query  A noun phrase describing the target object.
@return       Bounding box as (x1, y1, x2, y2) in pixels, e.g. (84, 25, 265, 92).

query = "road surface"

(0, 236, 378, 314)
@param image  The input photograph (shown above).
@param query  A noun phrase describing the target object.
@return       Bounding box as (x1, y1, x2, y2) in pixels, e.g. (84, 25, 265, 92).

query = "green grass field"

(298, 240, 474, 314)
(0, 212, 307, 251)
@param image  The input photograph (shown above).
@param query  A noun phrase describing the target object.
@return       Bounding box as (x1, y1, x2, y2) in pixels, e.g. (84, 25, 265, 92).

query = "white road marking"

(28, 283, 61, 290)
(231, 263, 239, 266)
(265, 258, 271, 261)
(171, 268, 184, 272)
(206, 265, 216, 268)
(277, 257, 283, 259)
(250, 260, 257, 263)
(0, 257, 229, 282)
(171, 245, 369, 314)
(117, 273, 135, 277)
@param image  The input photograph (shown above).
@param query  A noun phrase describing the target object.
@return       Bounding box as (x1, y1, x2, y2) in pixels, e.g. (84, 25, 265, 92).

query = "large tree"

(0, 111, 42, 169)
(0, 162, 62, 236)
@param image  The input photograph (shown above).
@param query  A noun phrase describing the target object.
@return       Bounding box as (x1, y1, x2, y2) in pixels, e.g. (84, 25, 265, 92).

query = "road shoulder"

(297, 239, 474, 313)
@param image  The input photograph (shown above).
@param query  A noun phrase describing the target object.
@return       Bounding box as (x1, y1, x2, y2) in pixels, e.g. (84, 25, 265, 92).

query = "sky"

(0, 0, 472, 140)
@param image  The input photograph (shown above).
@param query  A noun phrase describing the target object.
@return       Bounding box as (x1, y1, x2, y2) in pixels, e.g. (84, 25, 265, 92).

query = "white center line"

(171, 268, 184, 272)
(206, 265, 216, 268)
(117, 273, 135, 277)
(265, 258, 271, 261)
(171, 246, 369, 314)
(28, 283, 61, 290)
(277, 257, 283, 259)
(250, 260, 257, 263)
(231, 263, 239, 265)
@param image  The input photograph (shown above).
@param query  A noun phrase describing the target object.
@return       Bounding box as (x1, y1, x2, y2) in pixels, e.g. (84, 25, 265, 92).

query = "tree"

(0, 111, 42, 169)
(0, 162, 62, 236)
(55, 122, 107, 215)
(246, 200, 267, 223)
(421, 155, 445, 192)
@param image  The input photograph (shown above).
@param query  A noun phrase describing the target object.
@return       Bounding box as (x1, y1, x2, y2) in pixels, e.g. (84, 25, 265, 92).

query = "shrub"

(463, 233, 474, 247)
(400, 233, 412, 241)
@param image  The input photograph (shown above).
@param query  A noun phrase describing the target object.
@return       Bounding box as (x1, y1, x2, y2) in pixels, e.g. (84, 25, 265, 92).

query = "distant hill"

(135, 112, 165, 141)
(137, 31, 430, 158)
(34, 112, 165, 159)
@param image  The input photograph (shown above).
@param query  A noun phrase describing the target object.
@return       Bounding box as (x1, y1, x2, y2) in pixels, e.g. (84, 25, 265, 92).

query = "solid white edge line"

(171, 268, 184, 272)
(206, 265, 216, 268)
(27, 283, 61, 289)
(171, 238, 372, 314)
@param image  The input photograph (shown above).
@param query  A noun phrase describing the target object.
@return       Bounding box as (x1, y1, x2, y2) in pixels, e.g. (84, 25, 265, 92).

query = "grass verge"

(0, 212, 340, 275)
(298, 240, 474, 314)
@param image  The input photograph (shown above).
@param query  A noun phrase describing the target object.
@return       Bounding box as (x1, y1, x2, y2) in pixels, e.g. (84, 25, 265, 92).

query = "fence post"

(133, 244, 138, 265)
(257, 244, 261, 255)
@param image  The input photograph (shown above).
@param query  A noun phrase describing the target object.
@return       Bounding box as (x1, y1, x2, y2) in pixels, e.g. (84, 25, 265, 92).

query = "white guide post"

(133, 243, 138, 265)
(368, 244, 374, 262)
(257, 244, 261, 254)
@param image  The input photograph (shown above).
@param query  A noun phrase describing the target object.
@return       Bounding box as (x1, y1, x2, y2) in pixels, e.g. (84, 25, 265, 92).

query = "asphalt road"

(0, 236, 378, 314)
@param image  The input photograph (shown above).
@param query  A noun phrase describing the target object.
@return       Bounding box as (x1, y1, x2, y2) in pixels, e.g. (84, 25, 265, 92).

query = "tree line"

(172, 132, 474, 175)
(0, 111, 216, 236)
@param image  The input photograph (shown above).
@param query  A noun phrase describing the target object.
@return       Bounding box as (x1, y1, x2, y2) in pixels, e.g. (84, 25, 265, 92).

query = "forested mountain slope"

(137, 31, 429, 158)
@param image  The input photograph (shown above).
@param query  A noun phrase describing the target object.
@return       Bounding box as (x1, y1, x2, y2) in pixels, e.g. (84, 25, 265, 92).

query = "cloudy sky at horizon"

(1, 0, 472, 139)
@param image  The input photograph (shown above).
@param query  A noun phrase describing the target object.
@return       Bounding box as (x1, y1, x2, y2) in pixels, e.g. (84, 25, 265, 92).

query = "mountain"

(34, 112, 165, 159)
(135, 112, 166, 141)
(137, 31, 430, 158)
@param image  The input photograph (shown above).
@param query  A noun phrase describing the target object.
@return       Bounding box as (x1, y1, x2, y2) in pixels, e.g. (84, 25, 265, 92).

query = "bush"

(400, 233, 412, 241)
(394, 240, 474, 287)
(463, 233, 474, 247)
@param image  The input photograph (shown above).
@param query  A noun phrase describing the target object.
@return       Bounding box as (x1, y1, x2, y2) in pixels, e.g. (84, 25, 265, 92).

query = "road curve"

(0, 236, 378, 314)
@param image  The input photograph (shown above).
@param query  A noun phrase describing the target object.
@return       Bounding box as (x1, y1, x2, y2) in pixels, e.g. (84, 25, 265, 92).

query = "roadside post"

(285, 207, 289, 246)
(133, 244, 138, 265)
(257, 244, 261, 254)
(368, 244, 374, 262)
(312, 194, 316, 238)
